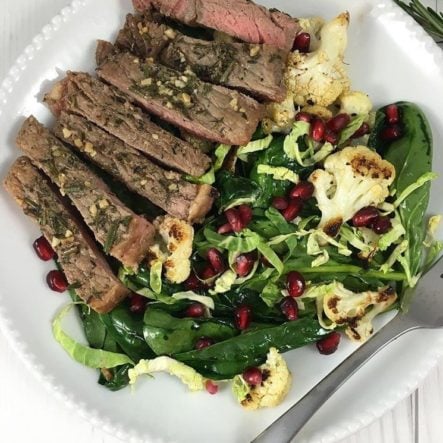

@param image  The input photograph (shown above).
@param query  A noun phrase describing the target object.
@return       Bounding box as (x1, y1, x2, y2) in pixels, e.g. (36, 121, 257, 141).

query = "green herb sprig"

(394, 0, 443, 41)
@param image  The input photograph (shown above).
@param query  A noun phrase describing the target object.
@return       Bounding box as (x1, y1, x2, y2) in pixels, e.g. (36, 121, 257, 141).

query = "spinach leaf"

(174, 317, 328, 379)
(98, 364, 131, 391)
(143, 309, 237, 355)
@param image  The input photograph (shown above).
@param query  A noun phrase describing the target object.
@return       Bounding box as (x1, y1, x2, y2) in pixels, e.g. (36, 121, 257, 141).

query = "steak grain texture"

(3, 157, 130, 313)
(132, 0, 300, 52)
(44, 72, 210, 176)
(54, 112, 215, 223)
(115, 14, 287, 101)
(16, 116, 155, 269)
(97, 50, 264, 145)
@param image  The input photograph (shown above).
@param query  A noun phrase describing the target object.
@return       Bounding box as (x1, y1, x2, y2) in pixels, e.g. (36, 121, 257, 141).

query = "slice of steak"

(16, 116, 155, 269)
(132, 0, 300, 52)
(54, 112, 215, 223)
(115, 14, 287, 102)
(44, 72, 210, 176)
(97, 50, 264, 145)
(3, 157, 130, 313)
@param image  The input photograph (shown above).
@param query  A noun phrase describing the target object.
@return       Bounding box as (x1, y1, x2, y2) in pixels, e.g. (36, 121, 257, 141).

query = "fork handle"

(252, 314, 418, 443)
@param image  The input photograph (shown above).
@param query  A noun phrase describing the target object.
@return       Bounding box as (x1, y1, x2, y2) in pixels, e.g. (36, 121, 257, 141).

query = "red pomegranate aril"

(282, 198, 303, 222)
(295, 112, 312, 123)
(195, 337, 214, 350)
(286, 271, 306, 298)
(129, 294, 147, 314)
(317, 332, 341, 355)
(280, 296, 298, 321)
(310, 119, 326, 142)
(235, 254, 255, 277)
(207, 248, 225, 274)
(293, 32, 311, 53)
(238, 204, 253, 226)
(385, 104, 399, 124)
(225, 207, 243, 233)
(243, 367, 263, 386)
(200, 265, 217, 281)
(380, 124, 402, 141)
(289, 182, 314, 201)
(234, 305, 252, 330)
(327, 113, 350, 132)
(372, 216, 392, 234)
(324, 128, 339, 145)
(186, 302, 206, 318)
(184, 272, 203, 291)
(33, 236, 55, 261)
(352, 206, 379, 228)
(46, 270, 68, 293)
(217, 222, 233, 235)
(351, 122, 370, 139)
(205, 380, 219, 395)
(272, 196, 289, 210)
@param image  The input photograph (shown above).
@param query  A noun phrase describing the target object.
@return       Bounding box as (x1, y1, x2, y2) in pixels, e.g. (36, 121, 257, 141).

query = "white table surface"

(1, 1, 443, 442)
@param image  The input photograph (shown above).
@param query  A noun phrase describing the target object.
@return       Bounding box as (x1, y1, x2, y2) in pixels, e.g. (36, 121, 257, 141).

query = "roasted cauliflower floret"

(322, 282, 397, 342)
(286, 13, 351, 107)
(149, 216, 193, 284)
(309, 146, 396, 236)
(338, 91, 373, 116)
(263, 93, 296, 134)
(298, 17, 325, 51)
(232, 348, 292, 410)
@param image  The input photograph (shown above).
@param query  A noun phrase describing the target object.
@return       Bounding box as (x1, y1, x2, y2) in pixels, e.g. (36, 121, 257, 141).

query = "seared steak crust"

(44, 72, 210, 176)
(16, 116, 155, 269)
(3, 157, 130, 313)
(97, 50, 264, 145)
(54, 112, 214, 222)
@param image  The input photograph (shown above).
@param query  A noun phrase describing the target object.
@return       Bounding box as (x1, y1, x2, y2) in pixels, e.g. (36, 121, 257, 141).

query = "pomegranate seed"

(324, 128, 339, 145)
(317, 332, 341, 355)
(352, 206, 379, 228)
(282, 198, 303, 222)
(351, 122, 370, 139)
(205, 380, 219, 395)
(195, 337, 214, 350)
(238, 204, 253, 226)
(289, 181, 314, 201)
(293, 32, 311, 53)
(235, 253, 255, 277)
(380, 124, 402, 141)
(207, 248, 225, 274)
(46, 270, 68, 293)
(286, 271, 306, 297)
(295, 112, 312, 123)
(234, 305, 252, 330)
(200, 265, 217, 281)
(185, 302, 206, 318)
(310, 119, 326, 142)
(272, 196, 289, 210)
(280, 296, 298, 321)
(225, 207, 243, 233)
(129, 294, 147, 314)
(217, 222, 233, 234)
(184, 272, 203, 291)
(372, 216, 392, 234)
(327, 113, 350, 132)
(385, 104, 399, 124)
(33, 236, 55, 261)
(242, 367, 263, 386)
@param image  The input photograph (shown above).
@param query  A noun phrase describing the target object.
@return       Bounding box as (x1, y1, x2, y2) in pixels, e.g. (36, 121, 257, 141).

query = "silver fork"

(253, 257, 443, 443)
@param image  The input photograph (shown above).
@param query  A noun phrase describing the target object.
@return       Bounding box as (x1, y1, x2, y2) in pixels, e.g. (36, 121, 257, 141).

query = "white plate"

(0, 1, 442, 442)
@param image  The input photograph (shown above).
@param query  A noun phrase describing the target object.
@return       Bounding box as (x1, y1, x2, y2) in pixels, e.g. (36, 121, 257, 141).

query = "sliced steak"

(132, 0, 300, 52)
(115, 14, 287, 102)
(54, 112, 215, 223)
(97, 50, 264, 145)
(44, 72, 210, 176)
(16, 116, 155, 269)
(3, 157, 130, 313)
